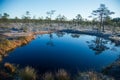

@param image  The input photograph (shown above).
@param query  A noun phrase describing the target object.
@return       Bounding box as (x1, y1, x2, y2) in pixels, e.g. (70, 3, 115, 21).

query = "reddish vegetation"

(0, 35, 35, 58)
(0, 31, 52, 62)
(4, 62, 16, 73)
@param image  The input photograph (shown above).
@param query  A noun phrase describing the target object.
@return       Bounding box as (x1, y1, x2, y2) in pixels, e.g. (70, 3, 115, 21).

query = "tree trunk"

(100, 15, 102, 32)
(102, 23, 105, 32)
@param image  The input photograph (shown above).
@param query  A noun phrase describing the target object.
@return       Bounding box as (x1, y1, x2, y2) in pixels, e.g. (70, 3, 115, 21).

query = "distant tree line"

(0, 4, 120, 30)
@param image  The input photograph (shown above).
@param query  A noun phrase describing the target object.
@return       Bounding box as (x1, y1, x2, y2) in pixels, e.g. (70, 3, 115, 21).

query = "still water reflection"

(2, 32, 120, 73)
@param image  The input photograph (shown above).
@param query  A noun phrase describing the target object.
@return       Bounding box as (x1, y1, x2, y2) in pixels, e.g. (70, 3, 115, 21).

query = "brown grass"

(4, 62, 16, 73)
(42, 72, 54, 80)
(75, 71, 114, 80)
(0, 35, 34, 56)
(19, 66, 37, 80)
(56, 69, 70, 80)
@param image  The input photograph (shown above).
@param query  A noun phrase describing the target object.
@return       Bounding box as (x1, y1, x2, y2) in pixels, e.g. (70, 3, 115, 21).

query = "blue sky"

(0, 0, 120, 20)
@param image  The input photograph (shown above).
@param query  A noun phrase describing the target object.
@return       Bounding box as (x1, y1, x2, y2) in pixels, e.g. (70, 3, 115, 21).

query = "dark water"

(2, 32, 120, 73)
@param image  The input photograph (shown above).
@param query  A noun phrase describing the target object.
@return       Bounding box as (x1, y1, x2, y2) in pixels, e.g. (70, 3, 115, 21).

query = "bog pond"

(2, 32, 120, 74)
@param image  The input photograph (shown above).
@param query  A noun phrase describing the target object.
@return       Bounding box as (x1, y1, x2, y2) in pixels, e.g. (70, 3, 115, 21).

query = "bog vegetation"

(0, 4, 120, 80)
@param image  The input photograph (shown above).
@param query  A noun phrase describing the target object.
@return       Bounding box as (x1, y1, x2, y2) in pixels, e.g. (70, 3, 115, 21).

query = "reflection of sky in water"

(2, 33, 120, 73)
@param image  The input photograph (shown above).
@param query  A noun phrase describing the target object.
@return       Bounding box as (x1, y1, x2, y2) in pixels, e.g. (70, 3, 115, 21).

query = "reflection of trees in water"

(46, 33, 55, 46)
(111, 40, 120, 47)
(55, 32, 65, 38)
(87, 37, 109, 54)
(110, 47, 117, 52)
(71, 33, 80, 38)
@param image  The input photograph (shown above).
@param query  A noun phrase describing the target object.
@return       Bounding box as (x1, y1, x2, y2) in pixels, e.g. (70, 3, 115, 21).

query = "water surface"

(2, 32, 120, 73)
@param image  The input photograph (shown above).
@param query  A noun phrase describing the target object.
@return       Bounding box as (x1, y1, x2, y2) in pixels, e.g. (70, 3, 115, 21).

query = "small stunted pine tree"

(92, 4, 114, 32)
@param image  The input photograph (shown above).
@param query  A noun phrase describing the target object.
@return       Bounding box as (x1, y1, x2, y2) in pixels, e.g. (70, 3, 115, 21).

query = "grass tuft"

(42, 72, 54, 80)
(56, 69, 70, 80)
(19, 66, 37, 80)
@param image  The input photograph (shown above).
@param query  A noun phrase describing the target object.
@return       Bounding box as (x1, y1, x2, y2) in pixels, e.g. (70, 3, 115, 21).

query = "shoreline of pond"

(58, 29, 120, 45)
(0, 30, 120, 80)
(1, 29, 120, 60)
(0, 31, 53, 62)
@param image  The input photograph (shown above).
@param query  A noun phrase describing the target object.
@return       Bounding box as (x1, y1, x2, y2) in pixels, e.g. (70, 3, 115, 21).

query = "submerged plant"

(18, 66, 37, 80)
